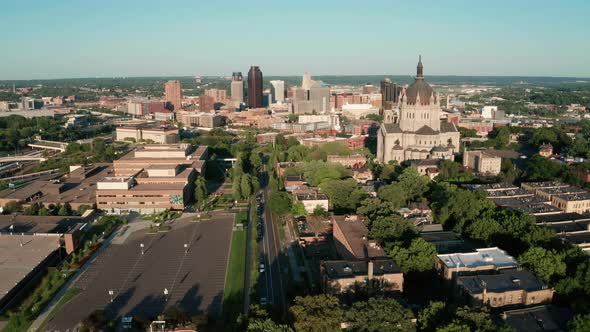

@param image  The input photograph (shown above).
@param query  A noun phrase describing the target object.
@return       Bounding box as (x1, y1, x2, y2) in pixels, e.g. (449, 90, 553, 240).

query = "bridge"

(28, 140, 69, 152)
(0, 168, 61, 182)
(0, 156, 47, 163)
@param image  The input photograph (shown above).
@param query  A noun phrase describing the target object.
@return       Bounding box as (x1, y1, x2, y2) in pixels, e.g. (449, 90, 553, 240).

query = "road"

(258, 187, 286, 315)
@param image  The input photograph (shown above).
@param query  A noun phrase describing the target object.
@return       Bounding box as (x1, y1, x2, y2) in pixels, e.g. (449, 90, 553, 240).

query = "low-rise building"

(0, 234, 62, 313)
(332, 215, 387, 260)
(420, 231, 463, 253)
(115, 126, 179, 144)
(352, 168, 373, 183)
(463, 150, 502, 176)
(327, 155, 367, 168)
(436, 247, 518, 282)
(321, 259, 403, 294)
(457, 269, 553, 308)
(550, 192, 590, 214)
(295, 192, 329, 213)
(97, 144, 208, 214)
(501, 305, 572, 332)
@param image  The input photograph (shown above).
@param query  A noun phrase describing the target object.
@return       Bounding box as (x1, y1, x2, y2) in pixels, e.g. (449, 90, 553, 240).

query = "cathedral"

(377, 57, 460, 163)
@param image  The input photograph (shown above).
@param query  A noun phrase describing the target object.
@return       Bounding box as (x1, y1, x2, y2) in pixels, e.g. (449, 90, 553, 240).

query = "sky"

(1, 0, 589, 79)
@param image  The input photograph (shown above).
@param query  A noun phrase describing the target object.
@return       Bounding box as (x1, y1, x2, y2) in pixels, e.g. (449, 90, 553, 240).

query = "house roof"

(440, 122, 458, 133)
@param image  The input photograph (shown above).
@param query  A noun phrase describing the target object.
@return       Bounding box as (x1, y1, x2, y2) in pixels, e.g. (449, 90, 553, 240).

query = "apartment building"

(463, 150, 502, 176)
(457, 269, 553, 308)
(115, 126, 179, 144)
(436, 247, 518, 282)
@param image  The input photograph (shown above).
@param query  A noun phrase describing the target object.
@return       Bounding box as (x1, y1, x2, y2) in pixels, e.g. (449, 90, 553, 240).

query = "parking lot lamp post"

(163, 288, 169, 301)
(108, 290, 114, 303)
(140, 243, 145, 255)
(184, 243, 188, 253)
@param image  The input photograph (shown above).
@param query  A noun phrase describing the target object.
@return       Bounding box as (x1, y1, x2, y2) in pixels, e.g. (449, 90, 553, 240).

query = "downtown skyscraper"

(247, 66, 263, 108)
(230, 72, 244, 104)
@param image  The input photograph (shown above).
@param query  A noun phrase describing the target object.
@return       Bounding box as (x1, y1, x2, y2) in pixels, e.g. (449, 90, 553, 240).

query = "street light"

(184, 243, 188, 253)
(140, 243, 145, 255)
(163, 288, 169, 301)
(108, 290, 114, 303)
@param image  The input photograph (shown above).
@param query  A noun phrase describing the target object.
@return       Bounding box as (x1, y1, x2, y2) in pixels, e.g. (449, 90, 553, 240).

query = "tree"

(357, 198, 397, 228)
(268, 192, 292, 216)
(194, 176, 208, 208)
(369, 215, 417, 249)
(452, 306, 496, 332)
(519, 247, 566, 283)
(77, 204, 92, 215)
(313, 205, 328, 217)
(38, 207, 49, 216)
(525, 155, 564, 181)
(58, 206, 69, 216)
(80, 309, 107, 332)
(289, 295, 343, 332)
(291, 201, 306, 216)
(287, 145, 311, 162)
(248, 319, 293, 332)
(344, 297, 415, 332)
(2, 200, 22, 214)
(569, 314, 590, 332)
(389, 238, 436, 273)
(418, 301, 448, 332)
(320, 179, 368, 214)
(250, 152, 263, 170)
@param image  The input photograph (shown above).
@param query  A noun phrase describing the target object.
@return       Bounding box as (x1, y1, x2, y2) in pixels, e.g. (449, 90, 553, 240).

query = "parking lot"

(43, 212, 234, 331)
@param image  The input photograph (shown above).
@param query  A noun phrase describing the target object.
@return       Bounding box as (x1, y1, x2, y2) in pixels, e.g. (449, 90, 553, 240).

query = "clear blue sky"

(1, 0, 589, 79)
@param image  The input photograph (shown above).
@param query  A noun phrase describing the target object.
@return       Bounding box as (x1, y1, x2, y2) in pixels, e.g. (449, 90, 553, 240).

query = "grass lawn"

(38, 288, 81, 330)
(221, 214, 247, 327)
(249, 201, 259, 298)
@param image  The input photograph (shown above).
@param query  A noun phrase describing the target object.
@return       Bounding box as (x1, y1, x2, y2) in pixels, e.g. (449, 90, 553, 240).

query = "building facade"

(247, 66, 263, 108)
(377, 58, 460, 163)
(164, 80, 182, 112)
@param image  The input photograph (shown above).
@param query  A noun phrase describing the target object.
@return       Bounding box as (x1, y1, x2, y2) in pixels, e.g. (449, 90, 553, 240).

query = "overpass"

(28, 140, 69, 152)
(0, 156, 47, 163)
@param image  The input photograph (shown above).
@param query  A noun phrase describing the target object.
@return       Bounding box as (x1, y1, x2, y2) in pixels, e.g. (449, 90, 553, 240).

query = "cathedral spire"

(417, 55, 424, 79)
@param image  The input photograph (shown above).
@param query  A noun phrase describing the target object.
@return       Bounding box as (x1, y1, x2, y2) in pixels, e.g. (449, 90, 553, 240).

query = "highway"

(258, 187, 286, 315)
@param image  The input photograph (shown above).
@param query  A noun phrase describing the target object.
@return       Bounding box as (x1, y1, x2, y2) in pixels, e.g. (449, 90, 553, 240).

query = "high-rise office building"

(380, 78, 398, 110)
(247, 66, 263, 108)
(165, 80, 183, 111)
(270, 80, 285, 103)
(230, 72, 244, 104)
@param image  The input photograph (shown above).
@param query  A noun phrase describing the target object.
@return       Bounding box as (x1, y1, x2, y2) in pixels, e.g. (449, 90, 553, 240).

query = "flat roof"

(323, 259, 401, 279)
(420, 231, 462, 243)
(537, 186, 586, 195)
(521, 181, 569, 189)
(487, 189, 532, 198)
(437, 247, 518, 269)
(502, 305, 572, 332)
(462, 183, 518, 192)
(0, 215, 85, 234)
(535, 213, 590, 223)
(509, 204, 562, 215)
(458, 269, 546, 294)
(0, 234, 60, 303)
(553, 192, 590, 201)
(490, 196, 548, 207)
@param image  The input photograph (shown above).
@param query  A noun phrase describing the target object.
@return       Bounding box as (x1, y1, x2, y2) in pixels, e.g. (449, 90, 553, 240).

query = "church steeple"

(416, 55, 424, 79)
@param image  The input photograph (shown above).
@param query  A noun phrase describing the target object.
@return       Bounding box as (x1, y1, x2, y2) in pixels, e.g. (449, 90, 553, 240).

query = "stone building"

(377, 57, 460, 162)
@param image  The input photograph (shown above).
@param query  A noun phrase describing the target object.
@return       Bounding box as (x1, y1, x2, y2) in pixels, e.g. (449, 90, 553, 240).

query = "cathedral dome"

(404, 56, 436, 106)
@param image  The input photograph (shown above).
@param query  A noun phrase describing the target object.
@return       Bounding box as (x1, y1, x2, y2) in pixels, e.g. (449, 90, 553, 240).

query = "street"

(258, 187, 286, 315)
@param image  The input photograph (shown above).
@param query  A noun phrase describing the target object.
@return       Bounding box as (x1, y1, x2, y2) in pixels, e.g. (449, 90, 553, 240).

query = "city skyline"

(1, 0, 590, 79)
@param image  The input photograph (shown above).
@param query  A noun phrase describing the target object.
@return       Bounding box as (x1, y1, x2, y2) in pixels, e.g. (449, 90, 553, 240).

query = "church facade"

(377, 58, 460, 163)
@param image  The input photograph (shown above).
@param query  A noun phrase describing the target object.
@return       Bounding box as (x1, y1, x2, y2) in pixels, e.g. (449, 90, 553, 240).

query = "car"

(259, 263, 265, 273)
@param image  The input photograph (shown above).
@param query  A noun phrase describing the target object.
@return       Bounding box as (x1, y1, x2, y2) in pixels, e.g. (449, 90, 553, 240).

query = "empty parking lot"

(43, 212, 234, 331)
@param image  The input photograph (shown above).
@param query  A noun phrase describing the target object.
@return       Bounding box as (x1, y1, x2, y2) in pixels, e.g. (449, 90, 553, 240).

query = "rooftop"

(509, 204, 563, 215)
(458, 269, 547, 294)
(323, 259, 401, 279)
(437, 247, 518, 269)
(333, 215, 386, 259)
(501, 305, 572, 332)
(535, 213, 590, 224)
(0, 234, 60, 303)
(462, 183, 518, 192)
(521, 181, 569, 189)
(553, 192, 590, 201)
